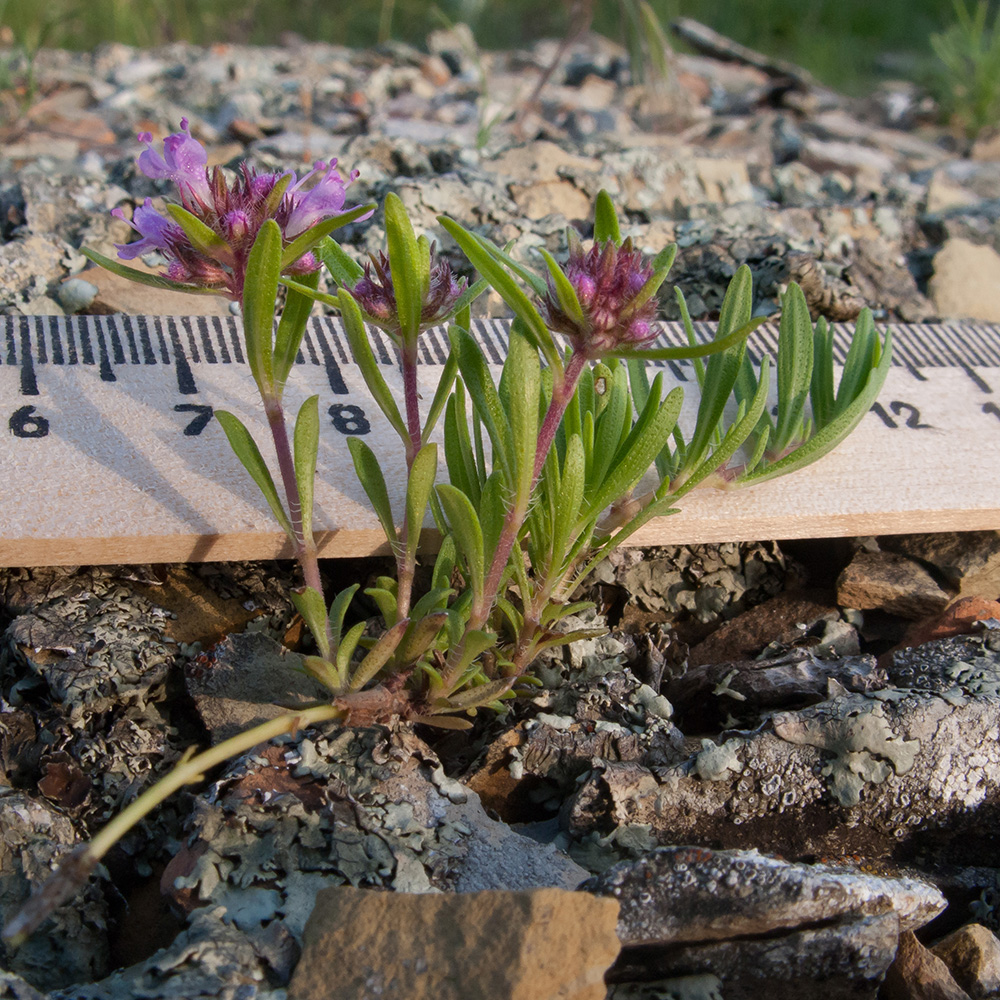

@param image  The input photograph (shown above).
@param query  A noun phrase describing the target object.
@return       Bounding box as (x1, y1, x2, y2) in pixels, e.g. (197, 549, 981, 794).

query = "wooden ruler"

(1, 314, 998, 567)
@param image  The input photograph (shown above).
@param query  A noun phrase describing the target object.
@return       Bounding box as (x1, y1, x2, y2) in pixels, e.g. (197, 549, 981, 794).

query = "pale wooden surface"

(2, 356, 998, 567)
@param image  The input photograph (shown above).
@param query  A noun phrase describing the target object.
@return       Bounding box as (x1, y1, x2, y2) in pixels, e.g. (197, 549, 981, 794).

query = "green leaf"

(537, 248, 584, 327)
(444, 384, 481, 507)
(349, 619, 409, 691)
(214, 410, 294, 542)
(438, 217, 555, 363)
(436, 677, 513, 711)
(614, 315, 764, 361)
(593, 189, 622, 245)
(279, 203, 376, 272)
(81, 247, 219, 295)
(293, 395, 320, 542)
(588, 364, 631, 492)
(338, 289, 409, 444)
(422, 348, 459, 443)
(336, 620, 367, 677)
(384, 192, 424, 344)
(550, 432, 585, 561)
(452, 327, 515, 485)
(479, 471, 508, 559)
(834, 309, 878, 417)
(290, 585, 331, 661)
(504, 321, 541, 501)
(347, 437, 397, 549)
(811, 316, 836, 428)
(772, 282, 814, 453)
(405, 443, 438, 566)
(263, 172, 293, 216)
(436, 483, 485, 606)
(274, 269, 319, 393)
(328, 583, 360, 651)
(580, 386, 683, 524)
(318, 237, 366, 287)
(432, 536, 457, 593)
(243, 219, 282, 394)
(739, 329, 893, 486)
(164, 203, 230, 260)
(365, 587, 398, 626)
(398, 610, 449, 664)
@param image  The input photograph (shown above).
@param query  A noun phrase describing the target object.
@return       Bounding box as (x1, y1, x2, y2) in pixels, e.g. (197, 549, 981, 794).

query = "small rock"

(930, 238, 1000, 323)
(883, 930, 972, 1000)
(932, 923, 1000, 999)
(837, 550, 952, 619)
(897, 597, 1000, 652)
(288, 885, 621, 1000)
(882, 531, 1000, 600)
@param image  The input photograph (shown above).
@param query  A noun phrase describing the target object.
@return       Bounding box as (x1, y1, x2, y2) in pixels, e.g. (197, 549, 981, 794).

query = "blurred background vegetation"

(0, 0, 998, 129)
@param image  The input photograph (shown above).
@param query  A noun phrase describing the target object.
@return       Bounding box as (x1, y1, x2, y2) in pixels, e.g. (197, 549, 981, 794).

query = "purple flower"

(137, 118, 212, 204)
(115, 120, 368, 298)
(283, 161, 358, 239)
(540, 238, 658, 357)
(351, 245, 466, 339)
(111, 199, 178, 259)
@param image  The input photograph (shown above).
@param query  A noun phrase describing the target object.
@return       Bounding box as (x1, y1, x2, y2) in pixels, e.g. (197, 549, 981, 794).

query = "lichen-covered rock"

(161, 725, 589, 970)
(583, 846, 945, 946)
(566, 631, 1000, 866)
(0, 791, 109, 991)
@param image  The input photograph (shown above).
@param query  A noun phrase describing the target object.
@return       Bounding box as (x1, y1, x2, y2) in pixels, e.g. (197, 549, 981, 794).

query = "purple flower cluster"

(351, 245, 466, 339)
(541, 238, 658, 356)
(113, 119, 364, 298)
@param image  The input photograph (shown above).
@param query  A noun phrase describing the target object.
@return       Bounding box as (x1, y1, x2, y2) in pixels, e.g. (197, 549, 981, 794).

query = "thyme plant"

(4, 125, 890, 944)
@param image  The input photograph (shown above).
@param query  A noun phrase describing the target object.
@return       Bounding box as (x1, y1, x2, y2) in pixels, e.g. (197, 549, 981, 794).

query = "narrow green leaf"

(273, 269, 319, 392)
(336, 620, 367, 677)
(771, 282, 814, 453)
(262, 172, 293, 216)
(318, 237, 366, 287)
(328, 583, 360, 651)
(290, 585, 331, 661)
(432, 536, 457, 593)
(479, 471, 508, 560)
(364, 588, 398, 627)
(349, 619, 408, 691)
(834, 309, 877, 415)
(81, 247, 219, 295)
(504, 321, 541, 500)
(214, 410, 294, 541)
(243, 219, 282, 393)
(588, 364, 631, 493)
(384, 192, 424, 344)
(811, 316, 836, 428)
(438, 217, 554, 361)
(293, 396, 320, 542)
(436, 483, 485, 605)
(398, 610, 449, 664)
(593, 189, 622, 245)
(739, 330, 893, 485)
(436, 677, 513, 711)
(338, 289, 409, 443)
(347, 437, 397, 549)
(405, 443, 438, 566)
(614, 315, 764, 361)
(164, 203, 230, 259)
(422, 348, 459, 442)
(551, 432, 585, 560)
(537, 248, 584, 326)
(279, 203, 376, 271)
(444, 385, 481, 507)
(452, 326, 515, 485)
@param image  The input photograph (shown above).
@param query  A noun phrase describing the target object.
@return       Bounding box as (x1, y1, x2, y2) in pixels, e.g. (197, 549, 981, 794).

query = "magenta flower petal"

(137, 119, 212, 203)
(284, 161, 359, 238)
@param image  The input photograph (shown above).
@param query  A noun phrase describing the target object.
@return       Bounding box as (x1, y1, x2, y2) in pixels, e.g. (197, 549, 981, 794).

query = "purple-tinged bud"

(137, 119, 212, 204)
(224, 209, 251, 244)
(539, 237, 658, 358)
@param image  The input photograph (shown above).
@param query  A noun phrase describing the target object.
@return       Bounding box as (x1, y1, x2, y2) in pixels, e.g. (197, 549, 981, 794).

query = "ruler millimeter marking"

(1, 315, 999, 567)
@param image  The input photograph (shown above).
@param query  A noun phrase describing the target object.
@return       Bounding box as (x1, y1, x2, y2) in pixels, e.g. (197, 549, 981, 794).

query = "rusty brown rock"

(932, 923, 1000, 999)
(883, 930, 972, 1000)
(288, 885, 620, 1000)
(896, 597, 1000, 654)
(882, 532, 1000, 601)
(837, 550, 952, 619)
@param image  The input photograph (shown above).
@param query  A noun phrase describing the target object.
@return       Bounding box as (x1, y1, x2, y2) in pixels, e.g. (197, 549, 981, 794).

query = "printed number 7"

(174, 404, 214, 436)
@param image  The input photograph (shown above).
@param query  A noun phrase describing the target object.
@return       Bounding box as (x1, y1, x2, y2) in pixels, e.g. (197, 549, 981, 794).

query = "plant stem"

(2, 704, 345, 946)
(263, 398, 328, 627)
(401, 342, 422, 467)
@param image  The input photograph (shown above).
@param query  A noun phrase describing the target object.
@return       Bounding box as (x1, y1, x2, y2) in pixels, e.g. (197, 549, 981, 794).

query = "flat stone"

(883, 930, 971, 1000)
(837, 550, 952, 619)
(289, 885, 620, 1000)
(584, 846, 945, 947)
(930, 238, 1000, 323)
(932, 923, 1000, 999)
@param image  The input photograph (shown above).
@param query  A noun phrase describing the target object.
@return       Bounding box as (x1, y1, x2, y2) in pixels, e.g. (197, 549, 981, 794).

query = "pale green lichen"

(773, 701, 920, 807)
(694, 737, 745, 782)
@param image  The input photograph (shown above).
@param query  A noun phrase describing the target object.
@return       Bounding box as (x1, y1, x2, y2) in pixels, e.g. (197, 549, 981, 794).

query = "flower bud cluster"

(541, 238, 658, 356)
(113, 119, 364, 298)
(351, 245, 466, 338)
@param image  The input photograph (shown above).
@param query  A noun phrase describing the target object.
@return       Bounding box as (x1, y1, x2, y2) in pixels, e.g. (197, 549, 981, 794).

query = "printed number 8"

(329, 404, 371, 435)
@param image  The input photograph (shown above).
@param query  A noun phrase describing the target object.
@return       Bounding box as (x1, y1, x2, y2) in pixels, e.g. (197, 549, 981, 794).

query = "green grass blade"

(771, 282, 814, 453)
